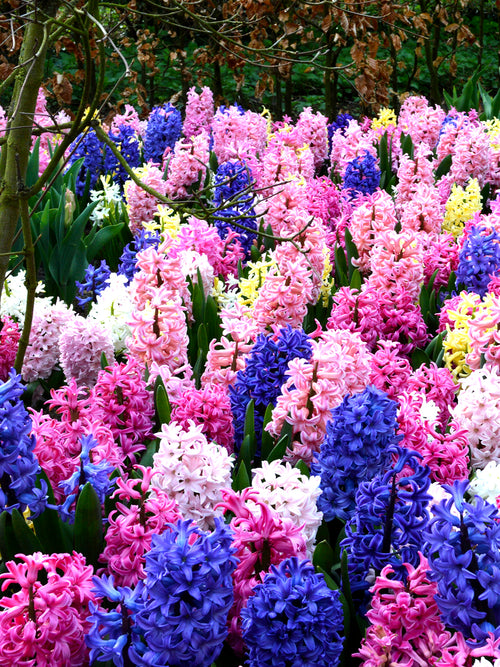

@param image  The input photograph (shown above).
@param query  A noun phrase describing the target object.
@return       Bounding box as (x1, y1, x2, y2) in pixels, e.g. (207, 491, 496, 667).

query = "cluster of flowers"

(3, 88, 500, 665)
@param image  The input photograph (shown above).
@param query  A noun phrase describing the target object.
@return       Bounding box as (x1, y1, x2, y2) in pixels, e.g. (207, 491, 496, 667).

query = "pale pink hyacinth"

(258, 135, 315, 190)
(151, 420, 233, 530)
(182, 86, 214, 138)
(349, 189, 398, 273)
(211, 105, 267, 167)
(124, 163, 168, 233)
(131, 245, 191, 311)
(330, 118, 378, 177)
(397, 95, 446, 149)
(147, 360, 194, 402)
(0, 551, 95, 667)
(164, 130, 210, 199)
(201, 334, 254, 388)
(59, 315, 114, 387)
(216, 487, 307, 654)
(250, 460, 323, 556)
(452, 366, 500, 469)
(368, 229, 424, 301)
(435, 109, 473, 163)
(111, 103, 146, 136)
(100, 466, 182, 587)
(0, 316, 20, 382)
(267, 329, 372, 462)
(466, 294, 500, 371)
(449, 122, 492, 188)
(295, 106, 329, 169)
(21, 300, 73, 383)
(399, 183, 444, 235)
(394, 143, 435, 207)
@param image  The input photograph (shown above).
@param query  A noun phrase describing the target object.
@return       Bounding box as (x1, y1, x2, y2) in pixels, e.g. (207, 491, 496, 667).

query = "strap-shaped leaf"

(73, 482, 103, 569)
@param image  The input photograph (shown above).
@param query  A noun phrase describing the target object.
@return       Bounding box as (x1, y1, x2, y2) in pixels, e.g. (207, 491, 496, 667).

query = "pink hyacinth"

(295, 106, 329, 169)
(99, 466, 182, 587)
(201, 334, 254, 388)
(449, 122, 492, 188)
(59, 315, 114, 387)
(406, 362, 459, 428)
(368, 230, 424, 301)
(368, 340, 413, 401)
(0, 551, 95, 666)
(124, 163, 168, 233)
(0, 316, 20, 382)
(394, 143, 435, 207)
(211, 105, 267, 169)
(306, 176, 344, 231)
(216, 487, 307, 654)
(182, 86, 214, 138)
(111, 103, 146, 136)
(420, 231, 459, 290)
(164, 130, 210, 199)
(171, 383, 234, 452)
(132, 245, 191, 310)
(399, 183, 444, 235)
(329, 118, 377, 176)
(396, 95, 446, 149)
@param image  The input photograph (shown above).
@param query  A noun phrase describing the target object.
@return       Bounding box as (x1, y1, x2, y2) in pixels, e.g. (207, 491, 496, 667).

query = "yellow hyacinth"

(442, 179, 482, 239)
(372, 108, 397, 130)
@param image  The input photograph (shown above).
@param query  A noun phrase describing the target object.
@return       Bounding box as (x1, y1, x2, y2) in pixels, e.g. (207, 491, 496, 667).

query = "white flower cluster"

(88, 273, 133, 354)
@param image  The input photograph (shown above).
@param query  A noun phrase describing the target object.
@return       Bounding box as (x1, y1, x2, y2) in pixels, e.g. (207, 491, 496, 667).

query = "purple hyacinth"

(143, 103, 182, 165)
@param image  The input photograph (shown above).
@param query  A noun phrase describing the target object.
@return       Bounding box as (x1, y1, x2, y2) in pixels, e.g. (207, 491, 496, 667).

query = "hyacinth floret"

(456, 225, 500, 297)
(342, 150, 381, 199)
(0, 370, 47, 517)
(86, 574, 142, 667)
(342, 445, 432, 596)
(76, 260, 111, 308)
(312, 385, 401, 522)
(67, 128, 104, 196)
(130, 518, 238, 667)
(230, 326, 313, 449)
(143, 103, 182, 164)
(104, 124, 141, 187)
(241, 557, 344, 667)
(58, 433, 115, 522)
(423, 479, 500, 645)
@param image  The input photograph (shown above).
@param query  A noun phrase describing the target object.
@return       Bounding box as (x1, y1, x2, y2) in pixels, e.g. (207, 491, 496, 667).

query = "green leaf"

(73, 482, 103, 569)
(294, 459, 310, 477)
(315, 564, 339, 591)
(155, 380, 172, 425)
(434, 154, 452, 181)
(85, 223, 125, 262)
(350, 268, 362, 290)
(243, 399, 255, 443)
(33, 471, 69, 553)
(410, 347, 430, 370)
(232, 461, 251, 491)
(238, 434, 254, 474)
(260, 403, 275, 461)
(0, 511, 19, 563)
(313, 540, 335, 573)
(401, 132, 414, 159)
(11, 509, 44, 555)
(266, 432, 288, 462)
(140, 439, 159, 468)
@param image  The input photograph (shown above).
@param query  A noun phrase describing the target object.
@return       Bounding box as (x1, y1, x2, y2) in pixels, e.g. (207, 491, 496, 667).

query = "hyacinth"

(211, 104, 267, 167)
(421, 231, 459, 290)
(368, 230, 424, 301)
(258, 134, 315, 190)
(449, 122, 492, 188)
(151, 420, 233, 530)
(241, 557, 344, 667)
(312, 385, 401, 522)
(457, 225, 500, 296)
(99, 466, 182, 587)
(182, 86, 214, 138)
(395, 144, 435, 206)
(397, 95, 446, 148)
(58, 433, 115, 522)
(130, 518, 238, 667)
(443, 178, 482, 238)
(59, 314, 114, 386)
(91, 357, 154, 461)
(295, 106, 329, 169)
(89, 175, 126, 226)
(103, 123, 141, 187)
(86, 574, 142, 667)
(164, 130, 210, 199)
(0, 551, 95, 666)
(0, 316, 19, 382)
(424, 480, 500, 646)
(470, 461, 500, 506)
(170, 383, 234, 452)
(143, 102, 182, 164)
(0, 270, 49, 324)
(217, 487, 308, 653)
(0, 371, 47, 517)
(267, 329, 372, 463)
(329, 118, 377, 176)
(329, 112, 353, 136)
(342, 150, 381, 198)
(123, 164, 168, 233)
(118, 229, 161, 284)
(230, 325, 312, 449)
(368, 340, 413, 400)
(250, 460, 322, 556)
(356, 553, 461, 665)
(399, 182, 444, 235)
(87, 273, 134, 354)
(75, 259, 111, 308)
(452, 366, 500, 470)
(67, 128, 104, 196)
(341, 445, 432, 596)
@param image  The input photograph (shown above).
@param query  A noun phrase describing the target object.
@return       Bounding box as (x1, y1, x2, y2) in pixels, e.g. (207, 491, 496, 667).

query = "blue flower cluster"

(456, 224, 500, 296)
(329, 113, 353, 136)
(342, 150, 381, 199)
(0, 371, 47, 517)
(118, 230, 161, 284)
(130, 518, 237, 667)
(104, 124, 141, 187)
(87, 575, 142, 667)
(312, 385, 401, 522)
(58, 434, 115, 522)
(341, 445, 431, 597)
(143, 103, 182, 165)
(67, 129, 104, 196)
(230, 326, 312, 450)
(423, 480, 500, 645)
(241, 557, 344, 667)
(76, 260, 111, 309)
(213, 160, 257, 257)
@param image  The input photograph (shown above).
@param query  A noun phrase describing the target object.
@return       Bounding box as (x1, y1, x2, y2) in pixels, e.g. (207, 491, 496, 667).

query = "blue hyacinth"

(341, 445, 432, 598)
(0, 371, 47, 517)
(230, 326, 312, 451)
(143, 103, 182, 165)
(312, 385, 401, 522)
(423, 479, 500, 646)
(456, 224, 500, 296)
(342, 150, 380, 199)
(241, 557, 344, 667)
(118, 229, 161, 285)
(104, 124, 141, 187)
(76, 259, 111, 308)
(130, 518, 237, 667)
(67, 129, 104, 196)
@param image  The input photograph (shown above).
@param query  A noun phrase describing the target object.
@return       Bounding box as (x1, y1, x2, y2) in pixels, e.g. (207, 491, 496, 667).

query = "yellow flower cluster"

(442, 178, 482, 239)
(147, 205, 182, 237)
(371, 108, 397, 130)
(442, 291, 482, 381)
(485, 118, 500, 151)
(320, 247, 334, 306)
(237, 254, 277, 307)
